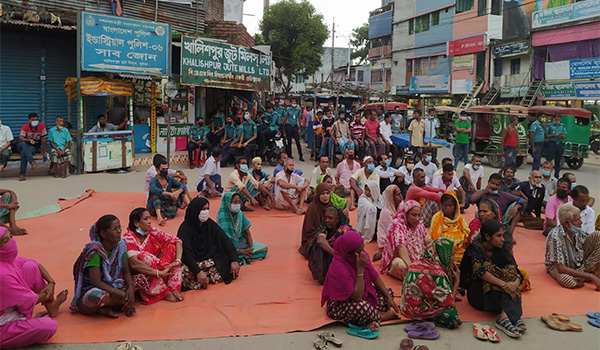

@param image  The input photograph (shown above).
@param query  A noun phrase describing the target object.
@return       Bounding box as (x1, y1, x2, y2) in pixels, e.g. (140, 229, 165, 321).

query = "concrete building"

(390, 0, 415, 95)
(292, 47, 351, 93)
(368, 2, 393, 92)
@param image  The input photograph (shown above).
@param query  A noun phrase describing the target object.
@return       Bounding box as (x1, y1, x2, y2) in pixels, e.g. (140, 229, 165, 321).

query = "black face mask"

(99, 123, 107, 128)
(557, 189, 568, 200)
(253, 169, 262, 175)
(285, 168, 293, 175)
(160, 169, 168, 177)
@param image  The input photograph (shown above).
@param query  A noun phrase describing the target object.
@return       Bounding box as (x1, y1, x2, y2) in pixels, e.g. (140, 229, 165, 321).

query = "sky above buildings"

(242, 0, 374, 48)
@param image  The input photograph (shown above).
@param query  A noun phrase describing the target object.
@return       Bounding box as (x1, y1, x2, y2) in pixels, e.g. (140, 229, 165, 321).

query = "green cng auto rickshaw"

(465, 105, 529, 168)
(435, 106, 463, 143)
(528, 106, 591, 170)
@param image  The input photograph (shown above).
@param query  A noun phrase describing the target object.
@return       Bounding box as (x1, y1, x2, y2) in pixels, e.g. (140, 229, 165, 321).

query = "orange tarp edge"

(13, 191, 600, 344)
(64, 77, 133, 100)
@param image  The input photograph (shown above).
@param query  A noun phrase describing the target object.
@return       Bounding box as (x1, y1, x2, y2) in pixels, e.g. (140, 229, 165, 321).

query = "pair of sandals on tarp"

(587, 311, 600, 328)
(349, 320, 439, 340)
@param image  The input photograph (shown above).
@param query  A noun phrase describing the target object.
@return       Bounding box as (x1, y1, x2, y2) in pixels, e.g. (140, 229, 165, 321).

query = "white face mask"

(198, 209, 210, 223)
(230, 204, 241, 214)
(292, 103, 297, 108)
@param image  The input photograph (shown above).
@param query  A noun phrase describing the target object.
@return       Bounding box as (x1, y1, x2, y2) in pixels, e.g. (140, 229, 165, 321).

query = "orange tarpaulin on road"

(14, 191, 600, 343)
(64, 77, 133, 100)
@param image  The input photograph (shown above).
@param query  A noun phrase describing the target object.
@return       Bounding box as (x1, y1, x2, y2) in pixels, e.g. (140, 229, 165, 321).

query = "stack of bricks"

(205, 20, 255, 48)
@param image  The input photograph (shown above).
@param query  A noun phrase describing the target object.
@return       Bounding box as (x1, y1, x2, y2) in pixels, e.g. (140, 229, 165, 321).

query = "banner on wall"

(81, 11, 171, 76)
(452, 55, 474, 71)
(500, 86, 528, 98)
(532, 0, 600, 29)
(452, 79, 473, 94)
(448, 35, 485, 56)
(409, 75, 449, 94)
(492, 42, 529, 57)
(545, 57, 600, 80)
(181, 36, 271, 91)
(541, 81, 600, 99)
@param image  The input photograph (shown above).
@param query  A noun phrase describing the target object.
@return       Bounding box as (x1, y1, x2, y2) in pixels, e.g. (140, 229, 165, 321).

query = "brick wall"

(206, 20, 255, 47)
(206, 0, 224, 22)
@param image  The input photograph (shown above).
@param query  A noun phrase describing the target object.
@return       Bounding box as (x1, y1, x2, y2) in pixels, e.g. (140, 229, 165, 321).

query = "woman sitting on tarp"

(70, 215, 136, 318)
(321, 230, 399, 333)
(177, 197, 240, 290)
(307, 206, 350, 285)
(124, 208, 184, 305)
(430, 192, 470, 265)
(460, 219, 526, 338)
(217, 192, 267, 265)
(0, 226, 68, 349)
(300, 183, 335, 258)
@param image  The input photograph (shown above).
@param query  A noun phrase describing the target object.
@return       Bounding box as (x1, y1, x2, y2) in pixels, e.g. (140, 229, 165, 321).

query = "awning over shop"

(64, 77, 133, 100)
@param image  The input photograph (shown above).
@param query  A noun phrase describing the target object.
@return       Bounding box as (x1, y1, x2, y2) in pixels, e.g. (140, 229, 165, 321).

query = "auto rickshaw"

(434, 106, 463, 143)
(465, 105, 529, 168)
(528, 106, 591, 170)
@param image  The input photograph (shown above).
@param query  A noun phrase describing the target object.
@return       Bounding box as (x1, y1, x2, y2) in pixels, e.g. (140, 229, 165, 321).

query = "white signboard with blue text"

(81, 11, 170, 76)
(570, 57, 600, 80)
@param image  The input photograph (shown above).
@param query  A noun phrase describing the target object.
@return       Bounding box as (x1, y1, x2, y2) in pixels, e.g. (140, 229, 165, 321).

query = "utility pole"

(264, 0, 269, 14)
(331, 18, 335, 83)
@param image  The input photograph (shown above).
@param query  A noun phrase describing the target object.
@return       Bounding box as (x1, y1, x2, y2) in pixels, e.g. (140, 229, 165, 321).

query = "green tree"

(350, 23, 369, 64)
(260, 0, 329, 97)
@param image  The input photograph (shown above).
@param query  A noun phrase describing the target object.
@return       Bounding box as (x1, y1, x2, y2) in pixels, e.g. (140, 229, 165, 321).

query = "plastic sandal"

(400, 338, 414, 350)
(551, 313, 570, 322)
(404, 321, 436, 332)
(472, 323, 487, 340)
(495, 317, 521, 338)
(542, 315, 582, 331)
(589, 318, 600, 328)
(407, 329, 439, 340)
(318, 332, 343, 347)
(314, 338, 331, 350)
(347, 325, 379, 339)
(586, 311, 600, 319)
(515, 319, 527, 333)
(482, 325, 501, 342)
(116, 343, 132, 350)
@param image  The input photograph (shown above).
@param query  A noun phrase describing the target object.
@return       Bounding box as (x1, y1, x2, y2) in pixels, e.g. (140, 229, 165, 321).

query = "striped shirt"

(20, 123, 47, 142)
(350, 121, 365, 140)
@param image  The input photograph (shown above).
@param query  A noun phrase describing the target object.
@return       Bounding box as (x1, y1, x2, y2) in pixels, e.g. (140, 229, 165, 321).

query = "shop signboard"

(532, 0, 600, 29)
(181, 36, 271, 91)
(448, 35, 485, 56)
(158, 123, 192, 138)
(492, 42, 529, 57)
(541, 81, 600, 99)
(395, 86, 410, 95)
(570, 57, 600, 79)
(500, 86, 528, 98)
(452, 79, 473, 94)
(452, 55, 474, 71)
(409, 75, 450, 94)
(81, 11, 170, 76)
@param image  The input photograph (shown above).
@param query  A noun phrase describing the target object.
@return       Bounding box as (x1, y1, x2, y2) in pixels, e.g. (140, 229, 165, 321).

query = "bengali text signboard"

(492, 42, 529, 57)
(448, 35, 485, 56)
(181, 36, 271, 91)
(452, 55, 474, 71)
(158, 123, 192, 138)
(81, 11, 170, 76)
(570, 57, 600, 80)
(409, 75, 449, 94)
(532, 0, 600, 29)
(541, 81, 600, 99)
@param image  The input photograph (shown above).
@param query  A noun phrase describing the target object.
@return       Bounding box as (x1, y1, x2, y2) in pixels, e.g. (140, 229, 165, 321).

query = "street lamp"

(164, 80, 178, 166)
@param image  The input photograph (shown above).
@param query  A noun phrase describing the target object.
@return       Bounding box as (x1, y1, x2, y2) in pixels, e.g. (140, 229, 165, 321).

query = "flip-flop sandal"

(116, 342, 132, 350)
(404, 321, 435, 332)
(586, 311, 600, 319)
(314, 338, 331, 350)
(472, 323, 488, 340)
(588, 318, 600, 328)
(542, 316, 570, 331)
(347, 325, 379, 339)
(551, 313, 570, 322)
(495, 317, 521, 338)
(482, 325, 501, 343)
(515, 319, 527, 333)
(400, 338, 414, 350)
(407, 329, 439, 340)
(564, 322, 583, 332)
(318, 332, 343, 347)
(412, 346, 429, 350)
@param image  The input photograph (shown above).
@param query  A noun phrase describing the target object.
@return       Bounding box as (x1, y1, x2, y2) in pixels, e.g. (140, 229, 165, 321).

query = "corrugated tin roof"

(0, 18, 76, 30)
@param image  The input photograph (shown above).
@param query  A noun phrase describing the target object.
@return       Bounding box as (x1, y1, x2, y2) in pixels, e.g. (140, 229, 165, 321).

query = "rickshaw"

(465, 105, 529, 168)
(528, 106, 591, 170)
(434, 106, 463, 143)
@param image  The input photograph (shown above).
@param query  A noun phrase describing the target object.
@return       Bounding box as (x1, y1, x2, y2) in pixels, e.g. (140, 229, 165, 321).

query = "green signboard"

(158, 123, 192, 138)
(180, 36, 271, 91)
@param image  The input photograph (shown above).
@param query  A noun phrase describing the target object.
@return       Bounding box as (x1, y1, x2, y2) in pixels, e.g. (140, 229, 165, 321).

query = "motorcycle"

(262, 132, 284, 166)
(591, 134, 600, 155)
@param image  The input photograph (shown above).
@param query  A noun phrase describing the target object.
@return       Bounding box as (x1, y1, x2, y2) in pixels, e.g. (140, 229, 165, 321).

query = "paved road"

(2, 145, 599, 350)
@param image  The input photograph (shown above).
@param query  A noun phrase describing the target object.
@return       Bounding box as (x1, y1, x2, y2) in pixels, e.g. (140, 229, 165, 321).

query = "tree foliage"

(350, 23, 369, 64)
(260, 0, 329, 96)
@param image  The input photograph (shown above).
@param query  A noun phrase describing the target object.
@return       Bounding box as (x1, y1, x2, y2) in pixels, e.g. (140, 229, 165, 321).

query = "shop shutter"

(0, 32, 41, 136)
(45, 36, 77, 129)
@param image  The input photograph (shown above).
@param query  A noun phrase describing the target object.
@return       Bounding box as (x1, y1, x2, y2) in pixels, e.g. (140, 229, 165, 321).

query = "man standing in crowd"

(408, 109, 426, 158)
(331, 111, 353, 155)
(48, 116, 72, 178)
(209, 104, 226, 145)
(546, 114, 567, 178)
(541, 161, 557, 204)
(283, 98, 304, 161)
(18, 113, 48, 181)
(454, 110, 471, 169)
(240, 111, 258, 161)
(187, 116, 211, 169)
(350, 112, 368, 159)
(530, 112, 545, 170)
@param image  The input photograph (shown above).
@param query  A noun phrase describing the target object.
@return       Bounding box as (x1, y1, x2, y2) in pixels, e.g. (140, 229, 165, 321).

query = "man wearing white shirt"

(196, 147, 223, 198)
(459, 155, 484, 206)
(145, 154, 187, 200)
(414, 149, 437, 186)
(569, 185, 595, 235)
(432, 157, 454, 181)
(432, 163, 466, 209)
(0, 116, 14, 172)
(424, 108, 440, 140)
(375, 154, 404, 190)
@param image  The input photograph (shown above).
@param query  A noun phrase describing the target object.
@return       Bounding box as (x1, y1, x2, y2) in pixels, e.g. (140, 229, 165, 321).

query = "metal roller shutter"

(0, 32, 41, 136)
(45, 33, 77, 129)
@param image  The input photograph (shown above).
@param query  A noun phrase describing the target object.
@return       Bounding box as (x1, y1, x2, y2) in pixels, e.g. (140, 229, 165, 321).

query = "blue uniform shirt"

(546, 122, 567, 143)
(269, 111, 282, 132)
(285, 106, 301, 125)
(189, 125, 209, 142)
(530, 120, 545, 143)
(241, 120, 257, 143)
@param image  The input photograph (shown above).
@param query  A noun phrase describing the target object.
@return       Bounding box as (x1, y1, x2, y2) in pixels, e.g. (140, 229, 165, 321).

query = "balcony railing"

(369, 45, 391, 58)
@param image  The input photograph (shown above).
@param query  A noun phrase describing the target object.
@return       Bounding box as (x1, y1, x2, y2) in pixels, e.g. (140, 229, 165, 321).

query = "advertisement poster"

(542, 81, 600, 99)
(81, 11, 170, 76)
(452, 55, 474, 71)
(532, 0, 600, 29)
(181, 36, 271, 91)
(448, 35, 485, 56)
(503, 0, 582, 40)
(570, 57, 600, 79)
(452, 79, 473, 94)
(409, 75, 450, 94)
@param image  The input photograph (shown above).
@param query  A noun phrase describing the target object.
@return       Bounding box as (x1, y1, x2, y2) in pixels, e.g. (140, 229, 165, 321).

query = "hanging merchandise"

(108, 0, 124, 16)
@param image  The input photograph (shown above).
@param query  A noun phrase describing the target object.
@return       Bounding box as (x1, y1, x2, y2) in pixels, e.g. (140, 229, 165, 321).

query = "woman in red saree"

(124, 208, 184, 304)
